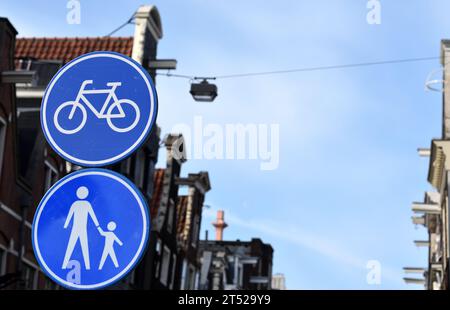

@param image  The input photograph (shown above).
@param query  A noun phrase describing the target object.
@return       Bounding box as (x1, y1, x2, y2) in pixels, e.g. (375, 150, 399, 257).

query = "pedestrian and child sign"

(32, 51, 157, 289)
(32, 169, 150, 289)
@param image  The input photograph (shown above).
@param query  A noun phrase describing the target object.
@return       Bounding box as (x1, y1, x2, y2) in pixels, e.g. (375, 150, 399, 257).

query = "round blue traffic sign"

(32, 169, 150, 289)
(41, 51, 158, 167)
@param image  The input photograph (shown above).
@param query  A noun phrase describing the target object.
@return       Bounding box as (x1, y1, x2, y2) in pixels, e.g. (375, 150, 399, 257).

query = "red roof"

(15, 37, 134, 64)
(150, 169, 165, 219)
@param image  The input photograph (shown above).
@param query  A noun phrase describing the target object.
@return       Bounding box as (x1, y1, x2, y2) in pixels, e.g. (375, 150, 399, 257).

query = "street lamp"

(190, 78, 218, 102)
(403, 277, 426, 285)
(148, 59, 177, 70)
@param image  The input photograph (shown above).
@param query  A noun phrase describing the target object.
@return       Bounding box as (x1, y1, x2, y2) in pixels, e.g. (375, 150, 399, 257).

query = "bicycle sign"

(41, 51, 157, 167)
(54, 80, 140, 135)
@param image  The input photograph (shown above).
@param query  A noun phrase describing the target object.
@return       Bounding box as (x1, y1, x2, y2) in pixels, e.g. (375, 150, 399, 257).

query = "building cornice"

(427, 140, 450, 189)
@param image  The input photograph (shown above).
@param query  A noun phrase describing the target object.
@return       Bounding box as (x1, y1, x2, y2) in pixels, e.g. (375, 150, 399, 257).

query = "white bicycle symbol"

(54, 79, 141, 134)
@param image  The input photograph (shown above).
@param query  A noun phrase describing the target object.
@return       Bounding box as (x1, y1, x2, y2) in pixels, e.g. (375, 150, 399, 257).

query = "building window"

(134, 149, 145, 189)
(160, 246, 171, 286)
(44, 160, 59, 191)
(0, 247, 7, 276)
(167, 199, 175, 233)
(128, 269, 136, 286)
(180, 259, 187, 290)
(16, 104, 41, 183)
(191, 214, 200, 248)
(170, 254, 177, 289)
(121, 156, 135, 179)
(156, 238, 161, 254)
(44, 277, 59, 290)
(238, 265, 243, 288)
(121, 157, 131, 176)
(155, 238, 162, 278)
(145, 160, 155, 198)
(23, 263, 37, 289)
(195, 270, 199, 290)
(16, 59, 62, 87)
(188, 264, 196, 290)
(0, 117, 6, 179)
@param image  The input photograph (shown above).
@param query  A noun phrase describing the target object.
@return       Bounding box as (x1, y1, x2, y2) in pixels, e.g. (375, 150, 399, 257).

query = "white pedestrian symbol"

(98, 222, 123, 270)
(54, 79, 140, 135)
(62, 186, 99, 270)
(62, 186, 123, 271)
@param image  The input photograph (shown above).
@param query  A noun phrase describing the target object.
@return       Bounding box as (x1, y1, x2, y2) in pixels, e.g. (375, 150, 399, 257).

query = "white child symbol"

(97, 221, 123, 270)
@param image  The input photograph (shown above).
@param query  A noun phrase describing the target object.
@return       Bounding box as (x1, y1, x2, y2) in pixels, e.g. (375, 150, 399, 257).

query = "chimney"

(131, 5, 163, 66)
(212, 210, 228, 241)
(163, 133, 187, 164)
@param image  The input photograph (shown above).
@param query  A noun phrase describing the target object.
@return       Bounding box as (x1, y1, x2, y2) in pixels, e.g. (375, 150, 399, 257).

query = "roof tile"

(15, 37, 134, 65)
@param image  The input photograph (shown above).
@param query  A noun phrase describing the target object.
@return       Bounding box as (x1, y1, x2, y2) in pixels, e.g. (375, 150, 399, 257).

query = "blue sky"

(2, 0, 449, 289)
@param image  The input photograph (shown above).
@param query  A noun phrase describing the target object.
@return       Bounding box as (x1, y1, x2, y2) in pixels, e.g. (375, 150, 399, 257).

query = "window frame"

(155, 238, 162, 279)
(191, 214, 200, 248)
(0, 116, 7, 179)
(160, 245, 171, 286)
(134, 149, 146, 189)
(188, 264, 196, 289)
(170, 253, 177, 289)
(44, 159, 59, 192)
(166, 198, 175, 233)
(23, 263, 38, 290)
(0, 245, 7, 276)
(15, 105, 41, 185)
(145, 159, 155, 198)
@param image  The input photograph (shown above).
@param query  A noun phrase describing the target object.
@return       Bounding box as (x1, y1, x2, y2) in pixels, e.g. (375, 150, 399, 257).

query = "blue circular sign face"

(41, 51, 158, 167)
(32, 169, 150, 289)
